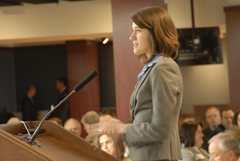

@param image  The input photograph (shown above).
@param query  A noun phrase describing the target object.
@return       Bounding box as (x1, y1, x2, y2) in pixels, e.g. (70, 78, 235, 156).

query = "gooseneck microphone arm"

(30, 70, 97, 144)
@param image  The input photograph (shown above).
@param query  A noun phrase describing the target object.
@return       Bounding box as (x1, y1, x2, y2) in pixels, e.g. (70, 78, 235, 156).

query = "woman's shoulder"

(154, 56, 180, 71)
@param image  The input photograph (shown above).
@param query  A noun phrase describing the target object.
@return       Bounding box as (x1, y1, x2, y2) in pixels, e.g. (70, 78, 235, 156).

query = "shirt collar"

(147, 55, 163, 67)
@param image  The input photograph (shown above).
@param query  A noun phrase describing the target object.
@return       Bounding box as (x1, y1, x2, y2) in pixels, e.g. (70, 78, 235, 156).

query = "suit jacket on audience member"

(50, 88, 70, 123)
(180, 145, 209, 161)
(21, 94, 37, 121)
(125, 57, 183, 160)
(202, 127, 213, 151)
(202, 124, 225, 151)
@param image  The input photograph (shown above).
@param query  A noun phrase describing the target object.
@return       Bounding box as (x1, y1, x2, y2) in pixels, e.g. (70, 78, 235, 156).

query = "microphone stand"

(30, 90, 75, 143)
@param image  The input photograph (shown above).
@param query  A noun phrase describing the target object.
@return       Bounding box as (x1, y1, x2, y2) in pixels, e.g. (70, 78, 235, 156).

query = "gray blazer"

(124, 57, 183, 160)
(179, 146, 209, 161)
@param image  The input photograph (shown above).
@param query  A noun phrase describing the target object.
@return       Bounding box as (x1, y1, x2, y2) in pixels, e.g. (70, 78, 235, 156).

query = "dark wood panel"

(66, 40, 100, 138)
(224, 6, 240, 112)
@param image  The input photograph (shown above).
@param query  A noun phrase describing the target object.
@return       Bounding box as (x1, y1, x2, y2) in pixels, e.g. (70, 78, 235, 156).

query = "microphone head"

(73, 70, 97, 92)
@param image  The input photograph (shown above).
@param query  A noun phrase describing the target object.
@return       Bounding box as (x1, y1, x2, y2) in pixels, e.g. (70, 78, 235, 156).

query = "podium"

(0, 121, 118, 161)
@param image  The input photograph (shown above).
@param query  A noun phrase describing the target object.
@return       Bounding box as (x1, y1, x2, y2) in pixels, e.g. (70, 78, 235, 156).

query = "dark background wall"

(97, 42, 116, 108)
(14, 45, 68, 112)
(0, 49, 17, 123)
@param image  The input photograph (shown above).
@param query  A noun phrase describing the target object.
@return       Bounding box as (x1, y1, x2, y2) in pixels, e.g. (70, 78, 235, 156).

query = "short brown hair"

(131, 6, 180, 64)
(179, 121, 202, 147)
(81, 111, 99, 125)
(98, 110, 116, 118)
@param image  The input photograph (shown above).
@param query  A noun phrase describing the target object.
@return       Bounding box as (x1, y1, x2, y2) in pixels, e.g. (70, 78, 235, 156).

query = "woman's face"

(194, 124, 204, 147)
(99, 135, 116, 157)
(130, 22, 150, 56)
(237, 113, 240, 128)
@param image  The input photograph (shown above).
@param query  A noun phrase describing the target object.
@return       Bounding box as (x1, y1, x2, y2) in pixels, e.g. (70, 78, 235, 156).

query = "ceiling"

(0, 0, 94, 6)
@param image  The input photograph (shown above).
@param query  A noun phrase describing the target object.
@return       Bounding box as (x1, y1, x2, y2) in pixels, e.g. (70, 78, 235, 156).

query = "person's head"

(130, 6, 179, 64)
(7, 117, 21, 124)
(208, 132, 240, 161)
(205, 107, 221, 128)
(221, 109, 234, 129)
(48, 117, 63, 126)
(232, 109, 240, 129)
(179, 121, 204, 148)
(27, 84, 36, 97)
(94, 133, 125, 160)
(64, 118, 82, 136)
(56, 77, 67, 91)
(81, 111, 99, 134)
(98, 110, 116, 122)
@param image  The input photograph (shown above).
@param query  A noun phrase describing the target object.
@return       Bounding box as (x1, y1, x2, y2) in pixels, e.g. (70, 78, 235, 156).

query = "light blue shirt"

(138, 55, 163, 82)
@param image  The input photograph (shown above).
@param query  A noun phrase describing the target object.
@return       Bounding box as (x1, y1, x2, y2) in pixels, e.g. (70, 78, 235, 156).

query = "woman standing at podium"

(92, 6, 183, 161)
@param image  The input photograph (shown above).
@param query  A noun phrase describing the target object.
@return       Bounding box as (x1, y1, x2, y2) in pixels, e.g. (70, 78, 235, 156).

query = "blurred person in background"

(179, 121, 209, 161)
(21, 84, 38, 121)
(81, 111, 99, 143)
(232, 109, 240, 129)
(50, 77, 70, 124)
(208, 132, 240, 161)
(202, 107, 221, 151)
(98, 110, 116, 122)
(64, 118, 82, 137)
(94, 133, 131, 161)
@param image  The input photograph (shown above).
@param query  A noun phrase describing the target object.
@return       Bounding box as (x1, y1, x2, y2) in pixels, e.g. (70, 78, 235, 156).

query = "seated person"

(48, 117, 63, 126)
(81, 111, 99, 142)
(208, 131, 240, 161)
(179, 121, 209, 161)
(94, 133, 131, 161)
(64, 118, 82, 137)
(202, 107, 221, 151)
(98, 110, 116, 122)
(7, 117, 21, 124)
(232, 109, 240, 129)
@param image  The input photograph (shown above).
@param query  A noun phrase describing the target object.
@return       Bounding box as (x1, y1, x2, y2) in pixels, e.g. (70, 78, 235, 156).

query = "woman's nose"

(130, 32, 135, 41)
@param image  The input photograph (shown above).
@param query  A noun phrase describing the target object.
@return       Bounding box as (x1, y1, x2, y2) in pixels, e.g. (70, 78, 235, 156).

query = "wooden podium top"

(0, 121, 118, 161)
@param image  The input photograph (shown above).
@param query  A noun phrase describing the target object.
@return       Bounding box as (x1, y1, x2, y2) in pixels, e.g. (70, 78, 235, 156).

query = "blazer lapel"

(133, 66, 153, 103)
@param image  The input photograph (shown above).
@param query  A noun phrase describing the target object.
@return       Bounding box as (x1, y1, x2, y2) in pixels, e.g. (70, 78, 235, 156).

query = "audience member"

(202, 107, 221, 151)
(7, 117, 21, 124)
(232, 109, 240, 129)
(50, 77, 70, 124)
(208, 132, 240, 161)
(206, 108, 235, 144)
(64, 118, 82, 137)
(220, 108, 234, 130)
(94, 133, 131, 161)
(179, 121, 209, 161)
(81, 111, 99, 143)
(21, 84, 38, 121)
(98, 110, 116, 122)
(48, 117, 63, 126)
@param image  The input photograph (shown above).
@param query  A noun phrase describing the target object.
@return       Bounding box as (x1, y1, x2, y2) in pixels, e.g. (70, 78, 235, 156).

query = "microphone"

(29, 70, 97, 144)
